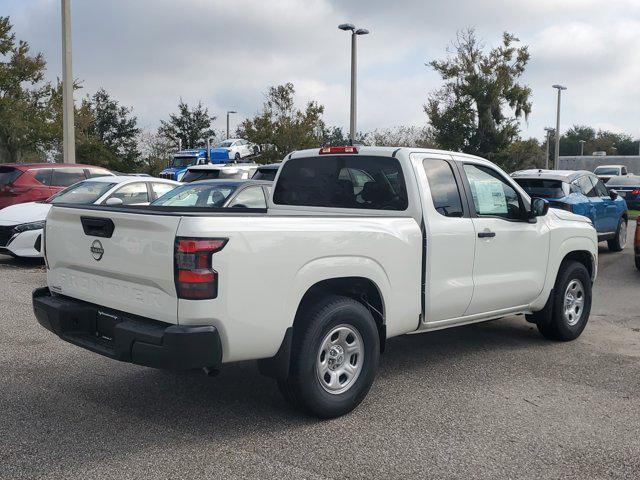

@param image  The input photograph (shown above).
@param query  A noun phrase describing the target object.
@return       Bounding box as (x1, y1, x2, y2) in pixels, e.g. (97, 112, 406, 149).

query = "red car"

(635, 219, 640, 271)
(0, 163, 113, 209)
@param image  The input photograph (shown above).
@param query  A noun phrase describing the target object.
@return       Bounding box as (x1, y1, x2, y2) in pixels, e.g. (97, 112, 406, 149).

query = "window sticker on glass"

(472, 179, 508, 214)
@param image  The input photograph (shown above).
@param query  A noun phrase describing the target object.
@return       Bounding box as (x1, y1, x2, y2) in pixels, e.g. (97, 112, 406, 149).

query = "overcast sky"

(3, 0, 639, 141)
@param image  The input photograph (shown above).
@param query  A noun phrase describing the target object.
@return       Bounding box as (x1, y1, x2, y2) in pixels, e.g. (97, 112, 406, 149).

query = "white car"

(35, 146, 598, 417)
(0, 176, 179, 258)
(214, 139, 258, 161)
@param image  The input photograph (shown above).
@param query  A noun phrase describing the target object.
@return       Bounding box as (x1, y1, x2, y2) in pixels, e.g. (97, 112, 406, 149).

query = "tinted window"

(49, 181, 116, 204)
(591, 177, 609, 197)
(422, 159, 464, 217)
(273, 155, 408, 210)
(51, 168, 86, 187)
(574, 176, 596, 197)
(108, 182, 149, 205)
(151, 184, 237, 207)
(34, 169, 52, 186)
(0, 167, 22, 185)
(151, 182, 175, 199)
(252, 167, 278, 181)
(594, 167, 620, 175)
(463, 164, 522, 220)
(227, 186, 266, 208)
(513, 178, 565, 199)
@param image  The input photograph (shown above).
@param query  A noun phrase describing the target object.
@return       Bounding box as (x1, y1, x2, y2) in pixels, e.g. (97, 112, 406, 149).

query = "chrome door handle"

(478, 230, 496, 238)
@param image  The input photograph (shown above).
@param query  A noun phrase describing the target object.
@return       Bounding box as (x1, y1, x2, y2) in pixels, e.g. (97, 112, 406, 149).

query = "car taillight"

(631, 189, 640, 195)
(174, 238, 227, 300)
(319, 146, 358, 155)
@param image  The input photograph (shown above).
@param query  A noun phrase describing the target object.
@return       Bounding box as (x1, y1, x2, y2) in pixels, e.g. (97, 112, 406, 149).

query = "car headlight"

(13, 220, 45, 233)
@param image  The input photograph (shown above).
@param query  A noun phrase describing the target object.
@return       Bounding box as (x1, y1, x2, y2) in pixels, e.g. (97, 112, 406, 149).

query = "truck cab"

(159, 148, 231, 181)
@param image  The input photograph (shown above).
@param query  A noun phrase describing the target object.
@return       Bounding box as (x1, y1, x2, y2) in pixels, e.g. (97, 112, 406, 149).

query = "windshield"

(0, 167, 22, 185)
(594, 167, 620, 175)
(514, 178, 566, 199)
(47, 181, 116, 204)
(171, 156, 198, 168)
(216, 141, 233, 148)
(252, 168, 278, 181)
(151, 183, 237, 207)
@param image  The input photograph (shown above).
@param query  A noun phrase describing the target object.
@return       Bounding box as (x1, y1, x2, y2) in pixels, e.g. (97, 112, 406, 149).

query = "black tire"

(529, 260, 592, 341)
(234, 152, 241, 161)
(253, 146, 259, 155)
(607, 218, 627, 252)
(635, 255, 640, 271)
(278, 295, 380, 418)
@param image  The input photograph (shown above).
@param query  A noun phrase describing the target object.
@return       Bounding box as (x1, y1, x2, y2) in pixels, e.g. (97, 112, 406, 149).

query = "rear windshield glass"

(606, 176, 640, 186)
(252, 167, 278, 181)
(273, 155, 408, 210)
(0, 167, 22, 185)
(151, 184, 237, 207)
(514, 178, 565, 198)
(594, 167, 619, 175)
(48, 181, 116, 204)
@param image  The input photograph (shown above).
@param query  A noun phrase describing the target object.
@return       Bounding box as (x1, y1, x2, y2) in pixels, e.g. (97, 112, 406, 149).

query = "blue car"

(606, 175, 640, 210)
(512, 169, 628, 251)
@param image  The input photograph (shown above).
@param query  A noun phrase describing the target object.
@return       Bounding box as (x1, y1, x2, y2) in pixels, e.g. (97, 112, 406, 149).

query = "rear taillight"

(319, 146, 358, 155)
(174, 238, 227, 300)
(631, 189, 640, 195)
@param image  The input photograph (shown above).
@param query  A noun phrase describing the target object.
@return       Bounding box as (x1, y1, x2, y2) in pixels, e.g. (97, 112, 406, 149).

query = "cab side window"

(227, 186, 266, 208)
(463, 164, 522, 220)
(422, 159, 464, 218)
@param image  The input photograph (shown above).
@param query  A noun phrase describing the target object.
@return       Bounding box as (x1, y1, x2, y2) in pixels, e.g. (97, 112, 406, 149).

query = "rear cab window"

(273, 155, 408, 210)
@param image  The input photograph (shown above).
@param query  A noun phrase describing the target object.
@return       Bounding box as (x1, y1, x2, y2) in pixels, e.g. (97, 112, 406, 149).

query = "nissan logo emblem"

(90, 240, 104, 261)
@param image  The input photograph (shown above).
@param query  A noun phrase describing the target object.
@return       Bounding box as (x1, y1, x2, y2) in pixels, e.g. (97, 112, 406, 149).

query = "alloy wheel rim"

(316, 324, 364, 395)
(563, 279, 585, 326)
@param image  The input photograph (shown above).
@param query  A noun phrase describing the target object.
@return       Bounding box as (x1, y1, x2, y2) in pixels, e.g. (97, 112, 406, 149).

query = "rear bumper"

(33, 287, 222, 370)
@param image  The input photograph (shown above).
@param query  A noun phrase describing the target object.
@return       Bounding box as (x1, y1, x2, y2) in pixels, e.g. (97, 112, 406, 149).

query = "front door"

(460, 162, 550, 316)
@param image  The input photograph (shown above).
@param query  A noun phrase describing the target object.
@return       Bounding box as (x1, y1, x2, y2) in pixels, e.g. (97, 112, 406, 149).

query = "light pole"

(61, 0, 75, 163)
(544, 127, 554, 169)
(339, 23, 369, 144)
(552, 84, 567, 169)
(226, 110, 236, 139)
(579, 139, 586, 156)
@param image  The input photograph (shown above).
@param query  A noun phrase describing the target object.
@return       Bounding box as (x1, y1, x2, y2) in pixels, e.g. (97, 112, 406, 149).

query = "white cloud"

(2, 0, 639, 141)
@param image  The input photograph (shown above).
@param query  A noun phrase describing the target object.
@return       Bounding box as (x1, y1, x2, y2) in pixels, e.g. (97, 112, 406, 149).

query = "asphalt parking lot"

(1, 230, 639, 480)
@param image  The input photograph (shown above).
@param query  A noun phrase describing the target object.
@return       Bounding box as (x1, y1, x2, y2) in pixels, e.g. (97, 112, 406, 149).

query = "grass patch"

(628, 210, 639, 220)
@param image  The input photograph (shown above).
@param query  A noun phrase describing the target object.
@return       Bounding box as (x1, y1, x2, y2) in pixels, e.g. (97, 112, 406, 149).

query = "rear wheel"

(635, 255, 640, 271)
(529, 260, 592, 341)
(278, 295, 380, 418)
(234, 152, 241, 161)
(608, 218, 627, 252)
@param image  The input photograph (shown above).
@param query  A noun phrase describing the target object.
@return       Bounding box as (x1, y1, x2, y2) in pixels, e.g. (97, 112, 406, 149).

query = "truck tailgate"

(45, 206, 181, 324)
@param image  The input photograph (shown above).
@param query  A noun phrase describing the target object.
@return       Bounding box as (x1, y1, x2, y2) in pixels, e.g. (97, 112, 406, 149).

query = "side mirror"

(609, 189, 618, 200)
(105, 197, 124, 206)
(530, 197, 549, 218)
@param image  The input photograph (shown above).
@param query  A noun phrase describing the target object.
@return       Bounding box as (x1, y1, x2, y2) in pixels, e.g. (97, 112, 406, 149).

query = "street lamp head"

(355, 28, 370, 35)
(227, 110, 237, 114)
(552, 84, 567, 91)
(544, 127, 554, 133)
(338, 23, 356, 31)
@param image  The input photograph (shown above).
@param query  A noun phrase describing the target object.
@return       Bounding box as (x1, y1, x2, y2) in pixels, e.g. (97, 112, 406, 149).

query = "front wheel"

(529, 260, 592, 341)
(278, 295, 380, 418)
(608, 218, 627, 252)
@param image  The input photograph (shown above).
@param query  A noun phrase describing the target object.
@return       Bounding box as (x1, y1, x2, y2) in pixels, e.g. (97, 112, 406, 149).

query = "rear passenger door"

(591, 175, 619, 233)
(415, 154, 476, 322)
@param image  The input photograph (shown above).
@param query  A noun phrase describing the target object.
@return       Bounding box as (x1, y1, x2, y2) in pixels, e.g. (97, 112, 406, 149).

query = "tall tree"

(237, 83, 325, 162)
(158, 100, 216, 150)
(425, 29, 532, 158)
(0, 16, 52, 163)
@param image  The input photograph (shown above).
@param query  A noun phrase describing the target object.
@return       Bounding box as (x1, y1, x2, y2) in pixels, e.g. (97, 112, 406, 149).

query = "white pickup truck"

(33, 146, 598, 417)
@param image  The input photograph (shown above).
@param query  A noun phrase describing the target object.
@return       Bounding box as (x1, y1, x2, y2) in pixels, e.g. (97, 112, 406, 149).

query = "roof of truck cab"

(510, 169, 592, 182)
(286, 146, 493, 163)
